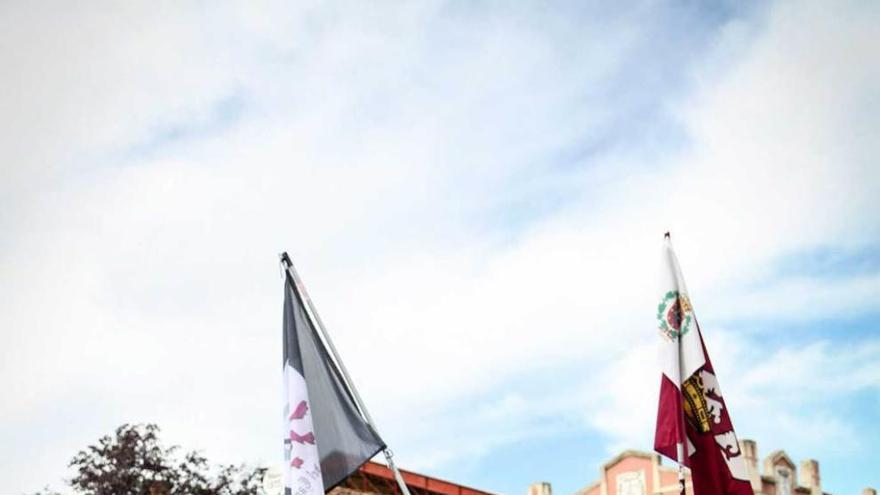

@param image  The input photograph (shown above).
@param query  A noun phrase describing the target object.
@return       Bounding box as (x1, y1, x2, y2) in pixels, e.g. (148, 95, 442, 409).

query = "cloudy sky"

(2, 1, 879, 494)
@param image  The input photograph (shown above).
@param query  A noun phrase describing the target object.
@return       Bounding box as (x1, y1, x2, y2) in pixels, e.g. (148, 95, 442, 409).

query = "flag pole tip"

(279, 252, 293, 271)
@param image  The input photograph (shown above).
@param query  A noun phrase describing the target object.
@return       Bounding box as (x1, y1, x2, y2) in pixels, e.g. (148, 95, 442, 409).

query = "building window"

(616, 471, 645, 495)
(777, 467, 792, 495)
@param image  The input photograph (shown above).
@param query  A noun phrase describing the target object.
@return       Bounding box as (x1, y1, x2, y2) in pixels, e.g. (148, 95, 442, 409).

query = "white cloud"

(2, 1, 880, 494)
(0, 2, 238, 201)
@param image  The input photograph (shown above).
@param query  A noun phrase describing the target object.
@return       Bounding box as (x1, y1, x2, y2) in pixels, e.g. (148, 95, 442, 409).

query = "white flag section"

(283, 363, 324, 495)
(657, 239, 706, 391)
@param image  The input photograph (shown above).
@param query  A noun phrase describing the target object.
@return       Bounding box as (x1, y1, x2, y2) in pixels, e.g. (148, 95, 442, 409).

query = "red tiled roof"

(357, 461, 498, 495)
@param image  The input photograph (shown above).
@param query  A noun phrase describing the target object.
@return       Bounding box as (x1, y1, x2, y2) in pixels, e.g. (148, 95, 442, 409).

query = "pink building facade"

(572, 450, 692, 495)
(566, 440, 875, 495)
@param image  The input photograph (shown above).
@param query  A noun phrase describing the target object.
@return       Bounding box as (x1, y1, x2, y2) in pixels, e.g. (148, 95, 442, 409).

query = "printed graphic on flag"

(283, 363, 323, 495)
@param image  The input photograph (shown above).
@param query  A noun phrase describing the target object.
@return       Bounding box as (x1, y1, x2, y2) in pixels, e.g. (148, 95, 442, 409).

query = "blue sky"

(1, 1, 879, 495)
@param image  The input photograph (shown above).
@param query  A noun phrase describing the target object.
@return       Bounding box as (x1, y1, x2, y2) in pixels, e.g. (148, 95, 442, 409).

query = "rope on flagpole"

(281, 254, 413, 495)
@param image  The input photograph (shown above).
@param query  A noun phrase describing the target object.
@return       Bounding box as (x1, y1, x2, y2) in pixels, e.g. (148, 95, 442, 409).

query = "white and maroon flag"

(654, 237, 754, 495)
(282, 254, 385, 495)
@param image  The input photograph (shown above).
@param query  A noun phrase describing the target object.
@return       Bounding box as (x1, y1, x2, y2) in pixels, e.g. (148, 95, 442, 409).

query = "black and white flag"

(282, 254, 386, 495)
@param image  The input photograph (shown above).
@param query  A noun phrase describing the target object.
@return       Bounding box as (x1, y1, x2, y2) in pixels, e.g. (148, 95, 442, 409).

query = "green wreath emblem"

(657, 290, 691, 340)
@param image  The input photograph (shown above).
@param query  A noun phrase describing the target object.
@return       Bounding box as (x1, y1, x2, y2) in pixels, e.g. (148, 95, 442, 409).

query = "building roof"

(765, 450, 797, 471)
(334, 461, 499, 495)
(601, 449, 657, 471)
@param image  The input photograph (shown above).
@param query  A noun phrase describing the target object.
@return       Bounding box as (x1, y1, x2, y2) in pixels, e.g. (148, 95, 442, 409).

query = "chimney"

(799, 460, 821, 495)
(528, 482, 552, 495)
(862, 488, 876, 495)
(740, 439, 761, 492)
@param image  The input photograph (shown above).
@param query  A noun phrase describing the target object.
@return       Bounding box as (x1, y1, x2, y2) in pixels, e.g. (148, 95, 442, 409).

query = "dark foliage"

(31, 424, 265, 495)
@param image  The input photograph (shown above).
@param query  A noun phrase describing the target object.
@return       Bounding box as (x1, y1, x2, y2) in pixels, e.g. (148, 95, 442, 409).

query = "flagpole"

(676, 444, 685, 495)
(280, 254, 413, 495)
(664, 233, 687, 495)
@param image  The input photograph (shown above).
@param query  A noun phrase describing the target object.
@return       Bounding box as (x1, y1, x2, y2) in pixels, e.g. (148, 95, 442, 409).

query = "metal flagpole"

(676, 436, 686, 495)
(675, 326, 687, 495)
(281, 254, 413, 495)
(665, 233, 687, 495)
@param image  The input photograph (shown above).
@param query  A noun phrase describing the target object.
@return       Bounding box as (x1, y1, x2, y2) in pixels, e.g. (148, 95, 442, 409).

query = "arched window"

(776, 466, 792, 495)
